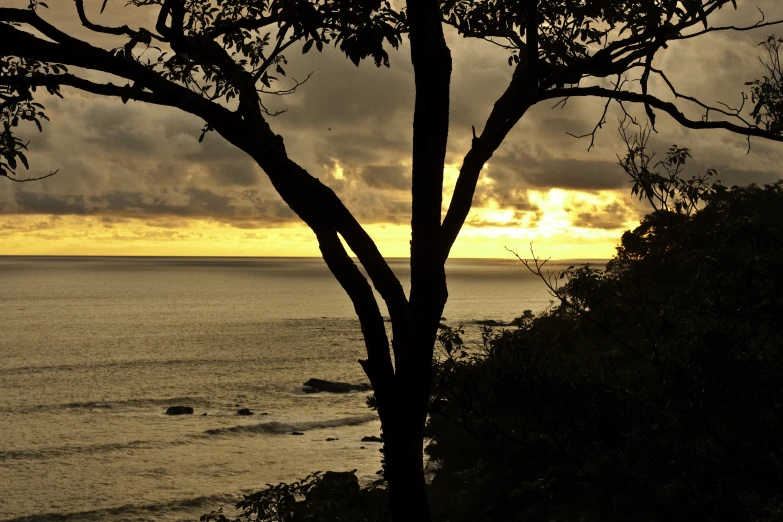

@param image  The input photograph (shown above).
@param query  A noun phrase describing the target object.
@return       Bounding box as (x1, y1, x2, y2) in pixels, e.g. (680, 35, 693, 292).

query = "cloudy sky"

(2, 0, 783, 258)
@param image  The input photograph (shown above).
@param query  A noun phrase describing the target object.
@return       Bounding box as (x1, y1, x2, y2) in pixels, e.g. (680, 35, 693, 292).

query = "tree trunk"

(384, 426, 431, 522)
(377, 318, 442, 522)
(230, 121, 441, 522)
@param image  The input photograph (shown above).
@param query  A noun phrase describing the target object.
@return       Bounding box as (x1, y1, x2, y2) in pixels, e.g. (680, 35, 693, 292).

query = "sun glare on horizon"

(0, 185, 639, 259)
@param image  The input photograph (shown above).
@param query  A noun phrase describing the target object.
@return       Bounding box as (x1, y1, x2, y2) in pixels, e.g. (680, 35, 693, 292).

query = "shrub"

(426, 182, 783, 522)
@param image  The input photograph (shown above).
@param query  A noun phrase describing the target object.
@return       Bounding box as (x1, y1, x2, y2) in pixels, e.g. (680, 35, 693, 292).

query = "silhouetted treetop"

(445, 0, 747, 76)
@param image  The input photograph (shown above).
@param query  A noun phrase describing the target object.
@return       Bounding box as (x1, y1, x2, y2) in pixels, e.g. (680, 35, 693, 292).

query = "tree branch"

(566, 76, 625, 151)
(674, 7, 783, 41)
(0, 73, 167, 106)
(538, 86, 783, 142)
(203, 14, 281, 40)
(0, 20, 237, 129)
(441, 60, 536, 258)
(312, 224, 395, 396)
(239, 148, 410, 370)
(1, 169, 58, 183)
(74, 0, 161, 42)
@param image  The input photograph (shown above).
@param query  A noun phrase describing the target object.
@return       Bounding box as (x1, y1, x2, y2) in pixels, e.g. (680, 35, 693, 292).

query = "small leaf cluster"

(0, 57, 60, 180)
(618, 121, 720, 217)
(200, 470, 388, 522)
(437, 323, 465, 357)
(746, 35, 783, 135)
(443, 0, 739, 87)
(124, 0, 405, 108)
(26, 0, 49, 10)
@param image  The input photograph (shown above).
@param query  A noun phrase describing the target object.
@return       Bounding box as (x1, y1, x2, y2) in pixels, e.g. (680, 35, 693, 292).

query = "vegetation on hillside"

(426, 141, 783, 521)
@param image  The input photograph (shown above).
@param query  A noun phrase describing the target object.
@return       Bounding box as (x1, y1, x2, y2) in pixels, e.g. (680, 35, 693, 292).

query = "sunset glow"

(0, 186, 636, 259)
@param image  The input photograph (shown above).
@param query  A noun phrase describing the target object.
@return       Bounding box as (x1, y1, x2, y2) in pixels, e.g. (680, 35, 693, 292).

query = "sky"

(2, 0, 783, 259)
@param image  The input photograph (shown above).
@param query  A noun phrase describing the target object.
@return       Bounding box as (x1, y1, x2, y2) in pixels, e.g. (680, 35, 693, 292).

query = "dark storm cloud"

(569, 200, 636, 230)
(360, 165, 410, 191)
(11, 186, 302, 226)
(341, 191, 412, 224)
(310, 131, 412, 168)
(205, 162, 262, 187)
(530, 159, 628, 191)
(15, 192, 87, 215)
(490, 151, 627, 192)
(278, 46, 414, 131)
(3, 0, 783, 230)
(15, 188, 232, 217)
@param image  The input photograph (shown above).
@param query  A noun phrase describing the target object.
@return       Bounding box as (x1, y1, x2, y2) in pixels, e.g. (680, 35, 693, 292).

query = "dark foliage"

(426, 180, 783, 521)
(201, 471, 388, 522)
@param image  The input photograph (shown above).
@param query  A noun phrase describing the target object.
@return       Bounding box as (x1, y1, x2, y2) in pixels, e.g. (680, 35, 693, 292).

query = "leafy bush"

(201, 471, 388, 522)
(426, 180, 783, 522)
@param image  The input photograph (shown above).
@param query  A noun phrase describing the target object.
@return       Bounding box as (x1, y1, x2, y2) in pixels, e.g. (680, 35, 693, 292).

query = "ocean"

(0, 256, 604, 522)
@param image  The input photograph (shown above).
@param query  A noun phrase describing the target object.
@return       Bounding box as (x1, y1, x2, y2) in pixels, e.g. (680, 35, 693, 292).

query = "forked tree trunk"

(230, 94, 445, 522)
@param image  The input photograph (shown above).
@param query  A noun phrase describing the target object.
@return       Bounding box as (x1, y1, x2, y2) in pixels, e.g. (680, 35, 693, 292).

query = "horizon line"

(0, 254, 612, 261)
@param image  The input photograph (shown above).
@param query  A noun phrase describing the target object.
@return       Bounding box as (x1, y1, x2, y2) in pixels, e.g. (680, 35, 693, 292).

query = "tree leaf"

(18, 151, 29, 170)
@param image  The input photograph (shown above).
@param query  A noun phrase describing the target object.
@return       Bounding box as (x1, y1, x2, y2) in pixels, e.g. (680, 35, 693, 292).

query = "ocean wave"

(202, 414, 377, 437)
(0, 491, 242, 522)
(0, 358, 242, 377)
(0, 396, 213, 414)
(62, 401, 114, 409)
(0, 415, 378, 462)
(0, 439, 188, 462)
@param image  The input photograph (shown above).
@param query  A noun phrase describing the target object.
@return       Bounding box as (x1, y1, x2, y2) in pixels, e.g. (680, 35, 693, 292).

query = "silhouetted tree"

(2, 1, 783, 519)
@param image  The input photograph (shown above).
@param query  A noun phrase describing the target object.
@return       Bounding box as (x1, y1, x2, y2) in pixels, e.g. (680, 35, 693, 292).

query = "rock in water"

(237, 408, 254, 416)
(291, 431, 305, 435)
(474, 319, 506, 326)
(361, 435, 383, 443)
(302, 378, 372, 393)
(165, 406, 193, 415)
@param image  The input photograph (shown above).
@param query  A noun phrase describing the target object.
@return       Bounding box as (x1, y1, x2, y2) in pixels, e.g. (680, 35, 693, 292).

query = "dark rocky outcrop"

(326, 437, 339, 441)
(165, 406, 194, 415)
(291, 431, 305, 435)
(306, 471, 359, 505)
(237, 408, 254, 416)
(361, 435, 383, 443)
(474, 319, 506, 327)
(302, 378, 372, 394)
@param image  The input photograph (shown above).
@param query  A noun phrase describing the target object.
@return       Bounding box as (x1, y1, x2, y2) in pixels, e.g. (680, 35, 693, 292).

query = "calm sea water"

(0, 256, 604, 522)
